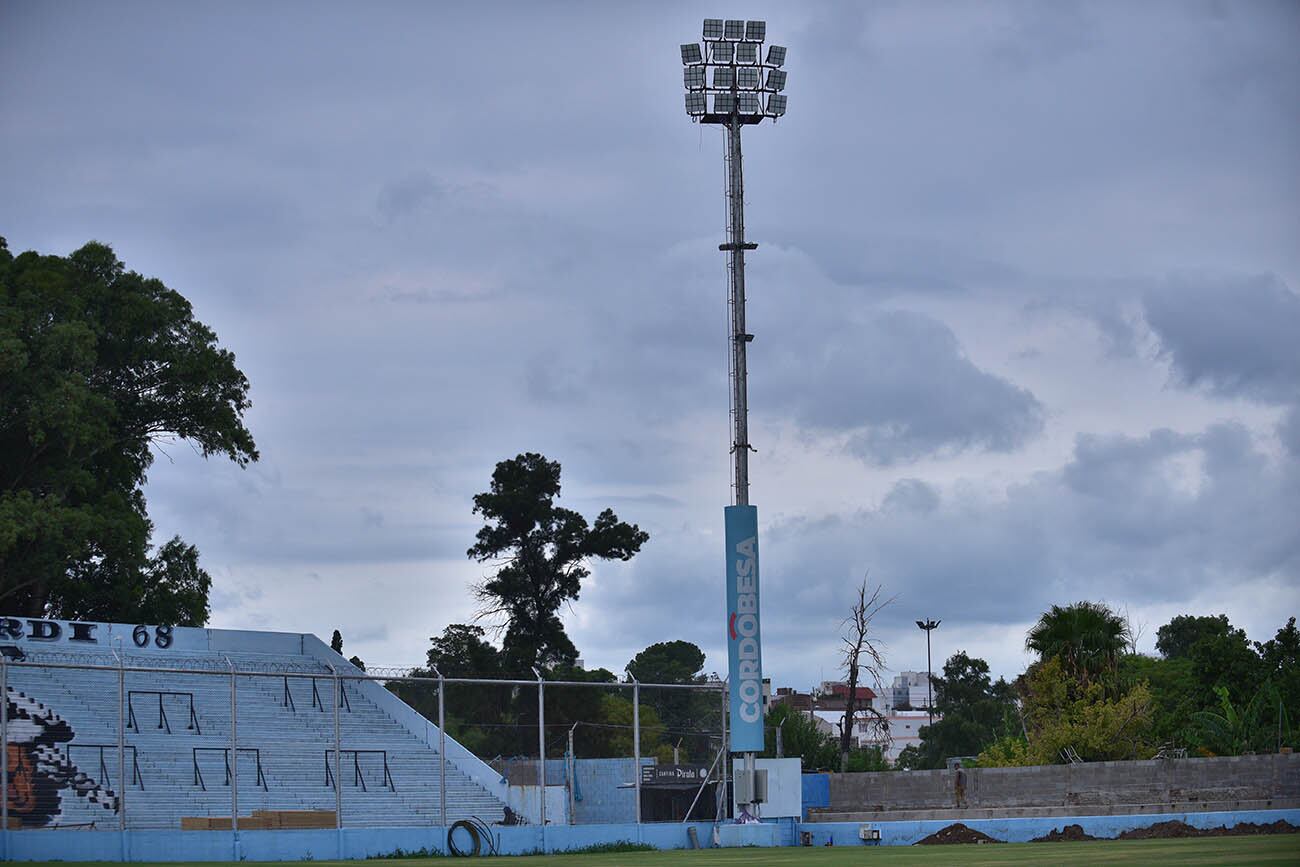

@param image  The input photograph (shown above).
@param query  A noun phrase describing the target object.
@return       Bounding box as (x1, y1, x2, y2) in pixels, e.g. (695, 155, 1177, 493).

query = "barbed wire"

(6, 651, 725, 688)
(12, 648, 329, 674)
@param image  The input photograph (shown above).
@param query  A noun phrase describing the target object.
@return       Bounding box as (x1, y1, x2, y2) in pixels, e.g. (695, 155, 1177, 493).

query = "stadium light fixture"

(677, 16, 789, 817)
(916, 619, 942, 726)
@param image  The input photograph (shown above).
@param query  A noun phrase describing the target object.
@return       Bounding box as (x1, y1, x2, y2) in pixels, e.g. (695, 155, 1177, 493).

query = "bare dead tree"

(840, 576, 894, 772)
(1121, 604, 1148, 656)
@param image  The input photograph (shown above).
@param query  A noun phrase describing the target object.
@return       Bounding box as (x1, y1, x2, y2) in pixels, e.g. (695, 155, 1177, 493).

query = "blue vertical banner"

(724, 504, 764, 753)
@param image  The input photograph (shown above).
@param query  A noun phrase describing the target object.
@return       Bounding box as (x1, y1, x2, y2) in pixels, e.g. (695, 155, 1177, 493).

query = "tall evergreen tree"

(468, 453, 647, 674)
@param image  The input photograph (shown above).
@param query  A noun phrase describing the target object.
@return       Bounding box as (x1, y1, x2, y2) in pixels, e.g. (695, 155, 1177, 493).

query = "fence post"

(533, 667, 545, 837)
(332, 666, 342, 830)
(720, 680, 729, 820)
(2, 654, 9, 853)
(567, 723, 577, 826)
(225, 657, 238, 859)
(431, 666, 446, 830)
(115, 643, 126, 833)
(632, 675, 641, 825)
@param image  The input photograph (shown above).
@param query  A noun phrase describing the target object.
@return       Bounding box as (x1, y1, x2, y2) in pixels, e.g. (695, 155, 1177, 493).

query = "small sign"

(640, 764, 709, 787)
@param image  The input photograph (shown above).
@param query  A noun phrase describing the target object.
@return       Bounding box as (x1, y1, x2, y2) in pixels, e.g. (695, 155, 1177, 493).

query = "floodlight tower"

(681, 17, 787, 819)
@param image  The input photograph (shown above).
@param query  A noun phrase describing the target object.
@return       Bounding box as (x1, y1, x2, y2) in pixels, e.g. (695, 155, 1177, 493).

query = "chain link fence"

(2, 655, 731, 831)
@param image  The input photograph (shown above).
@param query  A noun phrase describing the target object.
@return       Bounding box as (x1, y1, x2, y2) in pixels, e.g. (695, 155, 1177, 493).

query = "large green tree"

(980, 657, 1156, 765)
(392, 624, 514, 756)
(1118, 652, 1199, 747)
(626, 640, 706, 685)
(0, 238, 256, 623)
(1187, 620, 1263, 707)
(1256, 617, 1300, 720)
(900, 651, 1018, 769)
(1156, 614, 1236, 659)
(396, 623, 629, 759)
(468, 453, 648, 674)
(626, 640, 715, 763)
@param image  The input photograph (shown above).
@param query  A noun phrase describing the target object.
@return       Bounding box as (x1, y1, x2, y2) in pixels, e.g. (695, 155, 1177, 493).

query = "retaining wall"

(816, 753, 1300, 818)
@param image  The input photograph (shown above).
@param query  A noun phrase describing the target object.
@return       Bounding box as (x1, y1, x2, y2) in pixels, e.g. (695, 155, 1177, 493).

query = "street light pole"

(915, 619, 940, 726)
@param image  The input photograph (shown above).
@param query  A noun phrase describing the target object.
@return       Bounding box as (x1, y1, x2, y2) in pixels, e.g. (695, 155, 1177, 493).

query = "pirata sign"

(724, 504, 764, 752)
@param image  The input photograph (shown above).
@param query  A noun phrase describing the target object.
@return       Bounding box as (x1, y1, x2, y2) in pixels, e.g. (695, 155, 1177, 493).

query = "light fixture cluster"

(682, 19, 787, 122)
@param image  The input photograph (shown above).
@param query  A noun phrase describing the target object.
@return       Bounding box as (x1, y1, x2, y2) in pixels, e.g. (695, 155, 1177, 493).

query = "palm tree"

(1025, 601, 1130, 685)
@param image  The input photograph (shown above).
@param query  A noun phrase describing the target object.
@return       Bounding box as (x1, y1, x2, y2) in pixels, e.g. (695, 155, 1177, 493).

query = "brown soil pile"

(1031, 823, 1098, 842)
(1118, 819, 1299, 840)
(914, 823, 1003, 845)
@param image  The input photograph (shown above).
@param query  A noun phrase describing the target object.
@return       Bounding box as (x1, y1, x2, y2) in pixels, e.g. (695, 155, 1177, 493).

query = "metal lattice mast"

(725, 115, 755, 507)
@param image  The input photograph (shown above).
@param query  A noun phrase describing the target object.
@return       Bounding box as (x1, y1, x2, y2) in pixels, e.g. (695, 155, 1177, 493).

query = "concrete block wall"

(821, 753, 1300, 815)
(571, 758, 640, 825)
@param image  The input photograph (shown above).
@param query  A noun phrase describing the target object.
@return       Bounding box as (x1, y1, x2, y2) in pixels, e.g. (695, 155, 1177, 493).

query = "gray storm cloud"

(2, 0, 1297, 686)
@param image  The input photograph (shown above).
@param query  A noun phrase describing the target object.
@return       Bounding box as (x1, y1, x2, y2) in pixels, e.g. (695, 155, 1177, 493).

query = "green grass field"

(26, 835, 1300, 867)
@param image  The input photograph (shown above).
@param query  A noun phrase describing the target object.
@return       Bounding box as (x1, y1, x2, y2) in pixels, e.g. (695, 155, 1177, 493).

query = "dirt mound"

(914, 823, 1003, 845)
(1118, 819, 1299, 840)
(1032, 823, 1098, 842)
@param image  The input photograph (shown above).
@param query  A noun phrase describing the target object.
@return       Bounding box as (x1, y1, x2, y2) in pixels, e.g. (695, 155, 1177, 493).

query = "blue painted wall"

(801, 773, 830, 817)
(796, 808, 1300, 847)
(2, 821, 722, 861)
(4, 808, 1297, 860)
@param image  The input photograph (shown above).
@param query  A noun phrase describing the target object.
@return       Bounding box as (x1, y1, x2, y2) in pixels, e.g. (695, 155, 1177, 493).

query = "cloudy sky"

(3, 1, 1297, 691)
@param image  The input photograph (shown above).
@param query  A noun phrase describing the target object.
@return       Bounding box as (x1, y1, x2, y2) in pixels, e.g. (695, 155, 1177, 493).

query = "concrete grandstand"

(1, 617, 510, 831)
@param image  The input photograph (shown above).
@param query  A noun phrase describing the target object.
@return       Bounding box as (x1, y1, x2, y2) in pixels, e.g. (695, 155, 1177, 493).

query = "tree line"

(892, 603, 1298, 769)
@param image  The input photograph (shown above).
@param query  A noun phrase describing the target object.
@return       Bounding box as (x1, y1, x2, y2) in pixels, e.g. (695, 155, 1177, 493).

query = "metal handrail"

(311, 677, 350, 712)
(323, 749, 395, 792)
(67, 743, 144, 791)
(126, 690, 201, 734)
(192, 747, 268, 792)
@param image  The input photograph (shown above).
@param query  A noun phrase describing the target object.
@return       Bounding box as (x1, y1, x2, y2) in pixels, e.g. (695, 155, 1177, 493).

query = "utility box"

(858, 824, 881, 843)
(733, 768, 768, 803)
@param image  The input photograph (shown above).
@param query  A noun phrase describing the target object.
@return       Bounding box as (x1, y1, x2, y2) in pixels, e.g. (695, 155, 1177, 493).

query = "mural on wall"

(5, 687, 120, 827)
